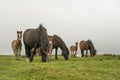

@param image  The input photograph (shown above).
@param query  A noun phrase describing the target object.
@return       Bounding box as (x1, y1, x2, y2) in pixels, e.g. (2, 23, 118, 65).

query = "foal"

(70, 42, 78, 57)
(11, 31, 22, 60)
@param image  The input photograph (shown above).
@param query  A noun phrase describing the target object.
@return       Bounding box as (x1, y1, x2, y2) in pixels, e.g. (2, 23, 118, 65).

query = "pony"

(11, 31, 22, 60)
(50, 34, 69, 60)
(23, 24, 49, 62)
(70, 42, 78, 57)
(79, 40, 96, 57)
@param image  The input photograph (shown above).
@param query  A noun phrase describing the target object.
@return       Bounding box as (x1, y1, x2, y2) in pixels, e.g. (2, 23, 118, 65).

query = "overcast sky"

(0, 0, 120, 55)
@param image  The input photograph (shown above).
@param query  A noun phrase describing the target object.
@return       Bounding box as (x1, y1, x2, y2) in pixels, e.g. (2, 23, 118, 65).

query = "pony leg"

(90, 50, 93, 57)
(86, 50, 88, 57)
(55, 48, 58, 60)
(46, 53, 50, 61)
(74, 51, 77, 57)
(12, 48, 16, 60)
(81, 50, 84, 57)
(73, 51, 75, 58)
(25, 49, 31, 62)
(12, 46, 18, 60)
(47, 48, 53, 61)
(30, 48, 36, 62)
(49, 46, 53, 57)
(24, 45, 31, 62)
(15, 50, 18, 60)
(46, 48, 52, 61)
(15, 49, 19, 60)
(70, 50, 73, 57)
(30, 44, 38, 62)
(71, 51, 74, 57)
(18, 48, 21, 60)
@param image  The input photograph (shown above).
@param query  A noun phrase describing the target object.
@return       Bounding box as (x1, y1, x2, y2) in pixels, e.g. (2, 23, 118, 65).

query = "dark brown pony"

(79, 40, 96, 57)
(50, 34, 69, 60)
(11, 31, 22, 60)
(23, 24, 49, 62)
(70, 42, 78, 57)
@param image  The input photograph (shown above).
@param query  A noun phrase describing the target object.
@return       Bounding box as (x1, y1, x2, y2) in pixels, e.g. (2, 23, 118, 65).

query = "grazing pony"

(23, 24, 49, 62)
(70, 42, 78, 57)
(11, 31, 22, 60)
(50, 35, 69, 60)
(79, 40, 96, 57)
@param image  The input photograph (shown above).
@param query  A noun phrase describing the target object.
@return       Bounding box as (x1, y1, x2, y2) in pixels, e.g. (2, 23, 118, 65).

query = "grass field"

(0, 55, 120, 80)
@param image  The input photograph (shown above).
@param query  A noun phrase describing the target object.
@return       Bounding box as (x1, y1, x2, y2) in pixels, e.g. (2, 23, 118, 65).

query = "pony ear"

(17, 31, 19, 33)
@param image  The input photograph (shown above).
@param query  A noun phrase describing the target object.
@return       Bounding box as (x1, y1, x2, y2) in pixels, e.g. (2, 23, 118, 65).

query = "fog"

(0, 0, 120, 55)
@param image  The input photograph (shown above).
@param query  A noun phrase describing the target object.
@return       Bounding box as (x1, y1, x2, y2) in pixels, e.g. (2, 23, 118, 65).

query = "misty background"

(0, 0, 120, 55)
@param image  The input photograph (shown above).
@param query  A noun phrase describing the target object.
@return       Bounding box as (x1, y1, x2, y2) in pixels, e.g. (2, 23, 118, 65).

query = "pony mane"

(38, 24, 46, 31)
(54, 34, 67, 49)
(87, 39, 95, 49)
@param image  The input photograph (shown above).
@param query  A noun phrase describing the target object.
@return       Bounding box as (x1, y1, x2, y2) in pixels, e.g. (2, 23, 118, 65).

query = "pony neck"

(89, 42, 95, 50)
(75, 43, 78, 47)
(59, 43, 68, 52)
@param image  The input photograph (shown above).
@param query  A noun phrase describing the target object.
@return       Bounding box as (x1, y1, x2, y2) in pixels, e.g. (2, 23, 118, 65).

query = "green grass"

(0, 55, 120, 80)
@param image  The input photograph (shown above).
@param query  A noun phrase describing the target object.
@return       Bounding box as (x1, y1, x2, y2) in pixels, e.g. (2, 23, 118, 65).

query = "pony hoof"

(26, 58, 30, 62)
